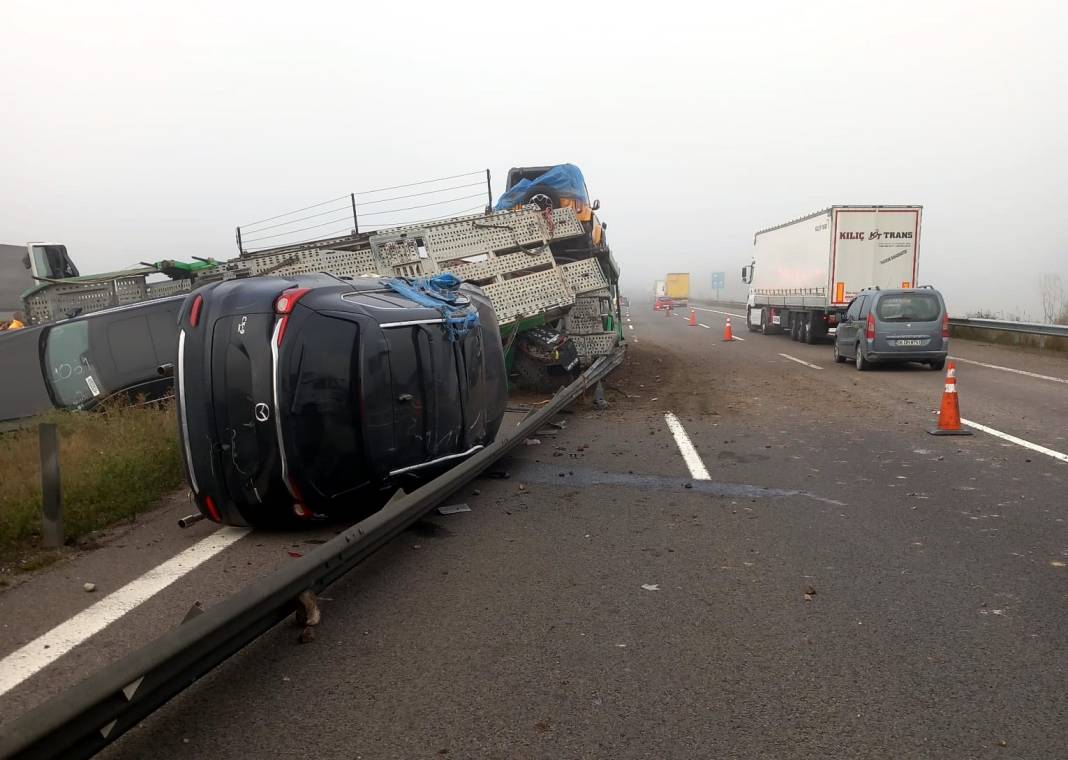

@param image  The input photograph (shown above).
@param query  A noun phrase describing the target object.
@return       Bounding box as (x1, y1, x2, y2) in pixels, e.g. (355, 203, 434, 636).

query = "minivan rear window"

(876, 293, 941, 322)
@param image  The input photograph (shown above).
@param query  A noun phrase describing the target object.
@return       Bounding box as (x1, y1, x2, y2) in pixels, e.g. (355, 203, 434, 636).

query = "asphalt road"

(4, 298, 1068, 758)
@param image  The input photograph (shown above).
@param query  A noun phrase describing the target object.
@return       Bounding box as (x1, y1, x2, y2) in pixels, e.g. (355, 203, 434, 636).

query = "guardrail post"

(39, 423, 63, 549)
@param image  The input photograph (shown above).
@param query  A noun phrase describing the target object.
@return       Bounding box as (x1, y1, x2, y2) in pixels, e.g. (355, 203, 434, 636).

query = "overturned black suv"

(176, 273, 507, 527)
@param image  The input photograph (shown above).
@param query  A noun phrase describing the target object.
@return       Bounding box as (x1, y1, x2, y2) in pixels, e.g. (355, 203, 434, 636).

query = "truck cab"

(1, 242, 80, 323)
(497, 164, 608, 261)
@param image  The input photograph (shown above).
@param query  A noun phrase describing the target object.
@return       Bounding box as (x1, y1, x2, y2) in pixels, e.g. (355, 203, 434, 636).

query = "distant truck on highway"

(665, 273, 690, 306)
(741, 206, 922, 342)
(654, 279, 666, 298)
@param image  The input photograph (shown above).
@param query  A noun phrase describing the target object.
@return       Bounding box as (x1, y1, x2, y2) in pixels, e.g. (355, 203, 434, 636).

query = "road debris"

(803, 584, 816, 601)
(593, 381, 609, 410)
(524, 438, 541, 446)
(83, 582, 96, 593)
(641, 583, 660, 591)
(437, 503, 471, 516)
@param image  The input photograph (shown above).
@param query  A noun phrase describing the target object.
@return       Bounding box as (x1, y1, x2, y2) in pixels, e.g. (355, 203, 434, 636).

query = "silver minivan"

(833, 287, 948, 371)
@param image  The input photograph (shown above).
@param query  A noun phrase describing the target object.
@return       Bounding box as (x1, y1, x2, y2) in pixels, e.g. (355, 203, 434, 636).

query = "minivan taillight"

(942, 312, 950, 338)
(189, 294, 204, 327)
(865, 312, 875, 341)
(274, 287, 311, 345)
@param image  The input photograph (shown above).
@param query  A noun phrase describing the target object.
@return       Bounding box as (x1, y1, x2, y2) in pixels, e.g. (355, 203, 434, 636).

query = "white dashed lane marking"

(960, 419, 1068, 463)
(664, 412, 711, 480)
(778, 353, 823, 370)
(950, 356, 1068, 385)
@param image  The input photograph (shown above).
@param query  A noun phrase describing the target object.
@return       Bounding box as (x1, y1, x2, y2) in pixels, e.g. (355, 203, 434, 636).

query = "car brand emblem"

(237, 316, 248, 335)
(254, 403, 270, 422)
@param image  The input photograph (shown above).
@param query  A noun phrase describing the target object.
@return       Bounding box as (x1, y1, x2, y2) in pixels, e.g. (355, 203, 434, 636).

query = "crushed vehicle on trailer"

(176, 273, 507, 527)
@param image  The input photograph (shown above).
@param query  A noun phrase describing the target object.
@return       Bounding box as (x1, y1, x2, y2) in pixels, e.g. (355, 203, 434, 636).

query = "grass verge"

(0, 400, 183, 573)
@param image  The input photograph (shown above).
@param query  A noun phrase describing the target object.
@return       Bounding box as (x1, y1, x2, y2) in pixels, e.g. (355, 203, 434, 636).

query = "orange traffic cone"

(722, 317, 733, 342)
(688, 309, 697, 327)
(928, 362, 973, 436)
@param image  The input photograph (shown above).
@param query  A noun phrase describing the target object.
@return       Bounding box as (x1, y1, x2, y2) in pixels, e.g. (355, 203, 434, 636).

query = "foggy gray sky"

(3, 1, 1066, 318)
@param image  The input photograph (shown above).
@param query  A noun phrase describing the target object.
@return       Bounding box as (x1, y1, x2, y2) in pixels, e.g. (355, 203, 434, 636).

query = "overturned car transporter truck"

(179, 165, 622, 526)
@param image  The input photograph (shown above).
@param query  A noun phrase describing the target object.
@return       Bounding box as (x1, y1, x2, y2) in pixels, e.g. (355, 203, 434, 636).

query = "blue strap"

(385, 274, 480, 341)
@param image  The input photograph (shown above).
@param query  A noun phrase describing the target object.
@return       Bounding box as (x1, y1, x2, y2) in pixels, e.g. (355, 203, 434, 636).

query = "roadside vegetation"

(0, 400, 183, 572)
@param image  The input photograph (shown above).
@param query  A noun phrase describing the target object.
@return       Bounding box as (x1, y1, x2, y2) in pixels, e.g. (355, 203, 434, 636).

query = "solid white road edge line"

(960, 419, 1068, 463)
(731, 335, 745, 341)
(950, 356, 1068, 385)
(0, 526, 250, 698)
(664, 412, 711, 480)
(778, 353, 823, 370)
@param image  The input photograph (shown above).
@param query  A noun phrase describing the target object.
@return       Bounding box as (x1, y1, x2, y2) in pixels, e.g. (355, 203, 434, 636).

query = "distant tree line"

(1039, 273, 1068, 325)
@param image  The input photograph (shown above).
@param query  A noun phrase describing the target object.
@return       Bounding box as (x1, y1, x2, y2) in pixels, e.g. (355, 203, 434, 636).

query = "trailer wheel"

(760, 311, 771, 335)
(803, 316, 819, 344)
(521, 184, 561, 211)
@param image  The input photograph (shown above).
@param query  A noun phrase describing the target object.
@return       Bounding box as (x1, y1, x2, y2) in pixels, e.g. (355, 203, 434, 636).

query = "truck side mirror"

(591, 199, 601, 211)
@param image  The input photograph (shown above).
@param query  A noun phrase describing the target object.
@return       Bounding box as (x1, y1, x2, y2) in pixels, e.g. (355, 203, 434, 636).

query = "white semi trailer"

(741, 206, 922, 342)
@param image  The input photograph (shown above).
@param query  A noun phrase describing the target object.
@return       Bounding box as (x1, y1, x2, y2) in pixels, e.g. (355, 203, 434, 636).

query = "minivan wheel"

(929, 358, 946, 371)
(855, 344, 869, 371)
(833, 342, 846, 363)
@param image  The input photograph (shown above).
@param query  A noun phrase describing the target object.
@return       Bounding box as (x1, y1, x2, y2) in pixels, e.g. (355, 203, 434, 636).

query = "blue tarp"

(494, 164, 589, 211)
(385, 273, 480, 341)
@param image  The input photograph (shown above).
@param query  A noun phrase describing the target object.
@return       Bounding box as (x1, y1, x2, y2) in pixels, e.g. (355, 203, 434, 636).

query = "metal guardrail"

(948, 317, 1068, 338)
(0, 349, 625, 760)
(696, 304, 1068, 339)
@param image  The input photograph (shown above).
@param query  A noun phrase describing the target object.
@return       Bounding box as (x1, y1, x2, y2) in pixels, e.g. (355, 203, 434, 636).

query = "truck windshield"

(876, 294, 941, 322)
(30, 245, 79, 279)
(44, 322, 103, 407)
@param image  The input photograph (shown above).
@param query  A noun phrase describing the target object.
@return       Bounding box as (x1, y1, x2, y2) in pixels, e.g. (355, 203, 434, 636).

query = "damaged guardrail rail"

(0, 348, 625, 760)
